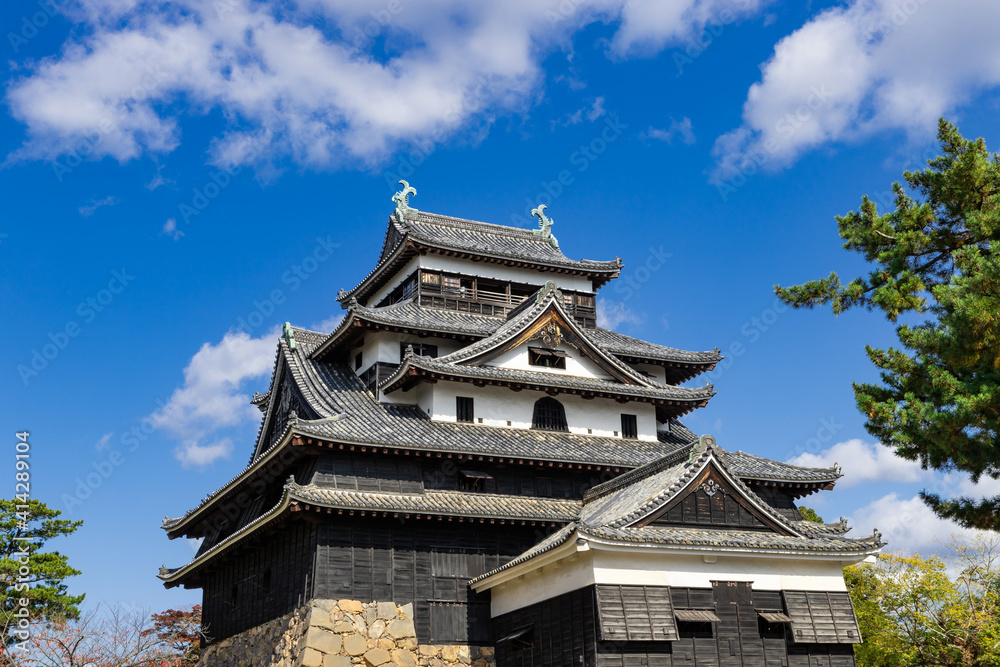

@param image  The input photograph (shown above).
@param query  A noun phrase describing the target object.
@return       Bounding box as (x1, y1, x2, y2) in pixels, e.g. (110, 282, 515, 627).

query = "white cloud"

(788, 438, 928, 488)
(176, 438, 234, 468)
(849, 492, 979, 556)
(309, 314, 344, 332)
(78, 195, 119, 217)
(597, 300, 641, 330)
(645, 116, 695, 145)
(151, 327, 278, 466)
(162, 218, 183, 240)
(712, 0, 1000, 181)
(5, 0, 770, 170)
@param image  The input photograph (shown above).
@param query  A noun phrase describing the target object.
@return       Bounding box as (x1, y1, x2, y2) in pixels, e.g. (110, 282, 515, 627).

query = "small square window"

(621, 414, 638, 439)
(456, 397, 474, 423)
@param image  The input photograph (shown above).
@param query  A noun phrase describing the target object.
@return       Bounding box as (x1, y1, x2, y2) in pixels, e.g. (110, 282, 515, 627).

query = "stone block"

(304, 627, 342, 654)
(392, 648, 418, 666)
(418, 644, 439, 656)
(333, 620, 355, 633)
(297, 647, 324, 667)
(376, 601, 396, 620)
(344, 633, 368, 656)
(398, 602, 414, 620)
(386, 618, 416, 639)
(368, 619, 385, 639)
(338, 599, 364, 613)
(323, 656, 352, 667)
(363, 647, 391, 667)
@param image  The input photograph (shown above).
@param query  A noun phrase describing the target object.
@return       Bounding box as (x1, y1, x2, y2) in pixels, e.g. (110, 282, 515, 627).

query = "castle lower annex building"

(160, 183, 883, 667)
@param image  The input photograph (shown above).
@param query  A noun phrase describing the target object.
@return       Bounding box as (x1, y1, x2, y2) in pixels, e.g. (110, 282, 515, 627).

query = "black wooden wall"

(492, 585, 859, 667)
(201, 520, 318, 642)
(314, 516, 549, 644)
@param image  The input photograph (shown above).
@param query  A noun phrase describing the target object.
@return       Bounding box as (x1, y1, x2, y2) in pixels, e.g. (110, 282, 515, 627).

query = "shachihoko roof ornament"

(531, 204, 559, 248)
(392, 180, 418, 221)
(282, 321, 296, 351)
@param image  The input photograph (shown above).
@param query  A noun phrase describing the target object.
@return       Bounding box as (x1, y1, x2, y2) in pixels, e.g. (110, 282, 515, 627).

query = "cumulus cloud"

(711, 0, 1000, 182)
(310, 314, 344, 332)
(151, 327, 278, 466)
(5, 0, 769, 171)
(162, 218, 183, 240)
(849, 492, 979, 556)
(788, 438, 929, 488)
(597, 300, 641, 330)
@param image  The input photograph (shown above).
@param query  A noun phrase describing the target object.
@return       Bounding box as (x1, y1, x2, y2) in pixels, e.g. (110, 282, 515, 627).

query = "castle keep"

(161, 184, 881, 666)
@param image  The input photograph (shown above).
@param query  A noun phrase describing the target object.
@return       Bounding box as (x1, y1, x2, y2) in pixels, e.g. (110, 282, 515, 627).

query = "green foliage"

(0, 499, 83, 644)
(846, 535, 1000, 667)
(776, 119, 1000, 530)
(798, 507, 825, 523)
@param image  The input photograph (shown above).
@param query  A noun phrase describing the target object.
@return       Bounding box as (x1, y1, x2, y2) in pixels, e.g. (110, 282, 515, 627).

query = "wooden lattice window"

(621, 414, 638, 439)
(528, 347, 567, 369)
(532, 397, 567, 432)
(456, 397, 474, 423)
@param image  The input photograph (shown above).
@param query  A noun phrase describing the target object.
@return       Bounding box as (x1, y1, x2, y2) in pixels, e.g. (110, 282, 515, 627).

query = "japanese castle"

(161, 183, 882, 667)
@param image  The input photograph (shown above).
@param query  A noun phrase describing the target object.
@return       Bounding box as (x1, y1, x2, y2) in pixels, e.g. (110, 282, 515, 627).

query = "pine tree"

(0, 499, 84, 645)
(776, 118, 1000, 530)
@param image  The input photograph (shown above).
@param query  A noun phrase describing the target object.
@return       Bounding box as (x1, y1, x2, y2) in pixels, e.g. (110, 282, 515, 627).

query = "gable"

(636, 461, 790, 533)
(487, 342, 613, 380)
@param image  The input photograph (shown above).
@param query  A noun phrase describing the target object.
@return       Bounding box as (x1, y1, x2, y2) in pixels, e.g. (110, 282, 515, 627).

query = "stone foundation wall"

(197, 599, 495, 667)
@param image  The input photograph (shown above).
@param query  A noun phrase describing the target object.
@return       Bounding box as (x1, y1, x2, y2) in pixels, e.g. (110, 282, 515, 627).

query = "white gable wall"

(488, 344, 612, 380)
(418, 255, 595, 293)
(423, 382, 658, 441)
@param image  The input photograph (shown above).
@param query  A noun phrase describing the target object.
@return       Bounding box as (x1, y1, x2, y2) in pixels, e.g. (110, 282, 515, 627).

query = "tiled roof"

(381, 356, 716, 405)
(339, 212, 622, 305)
(583, 328, 722, 365)
(583, 525, 884, 554)
(291, 483, 581, 522)
(579, 437, 810, 534)
(726, 450, 842, 483)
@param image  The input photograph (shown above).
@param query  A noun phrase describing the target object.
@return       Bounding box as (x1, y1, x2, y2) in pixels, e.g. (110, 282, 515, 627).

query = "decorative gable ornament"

(700, 480, 721, 497)
(531, 204, 559, 248)
(392, 180, 418, 221)
(533, 321, 563, 348)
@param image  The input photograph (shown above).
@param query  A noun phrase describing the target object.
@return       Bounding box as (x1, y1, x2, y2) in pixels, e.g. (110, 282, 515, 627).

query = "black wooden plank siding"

(651, 487, 768, 531)
(201, 521, 318, 642)
(314, 517, 540, 644)
(494, 585, 860, 667)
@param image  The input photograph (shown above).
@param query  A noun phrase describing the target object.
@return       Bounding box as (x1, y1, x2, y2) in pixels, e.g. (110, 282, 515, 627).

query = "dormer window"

(532, 397, 567, 432)
(528, 347, 567, 369)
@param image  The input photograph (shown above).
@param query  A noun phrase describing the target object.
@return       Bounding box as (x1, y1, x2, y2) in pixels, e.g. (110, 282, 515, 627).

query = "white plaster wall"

(488, 547, 858, 616)
(631, 362, 667, 384)
(423, 382, 657, 441)
(489, 344, 612, 380)
(418, 255, 595, 293)
(356, 330, 464, 377)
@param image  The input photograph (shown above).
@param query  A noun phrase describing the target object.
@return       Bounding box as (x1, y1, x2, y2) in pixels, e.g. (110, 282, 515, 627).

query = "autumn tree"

(0, 500, 83, 648)
(143, 605, 203, 665)
(776, 119, 1000, 530)
(846, 534, 1000, 667)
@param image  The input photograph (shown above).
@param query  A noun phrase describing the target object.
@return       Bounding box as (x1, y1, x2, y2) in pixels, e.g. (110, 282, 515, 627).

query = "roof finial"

(282, 322, 296, 351)
(531, 204, 559, 249)
(404, 344, 414, 359)
(392, 180, 418, 221)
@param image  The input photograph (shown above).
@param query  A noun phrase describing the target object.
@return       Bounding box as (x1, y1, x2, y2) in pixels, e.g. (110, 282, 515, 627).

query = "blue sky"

(3, 0, 1000, 614)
